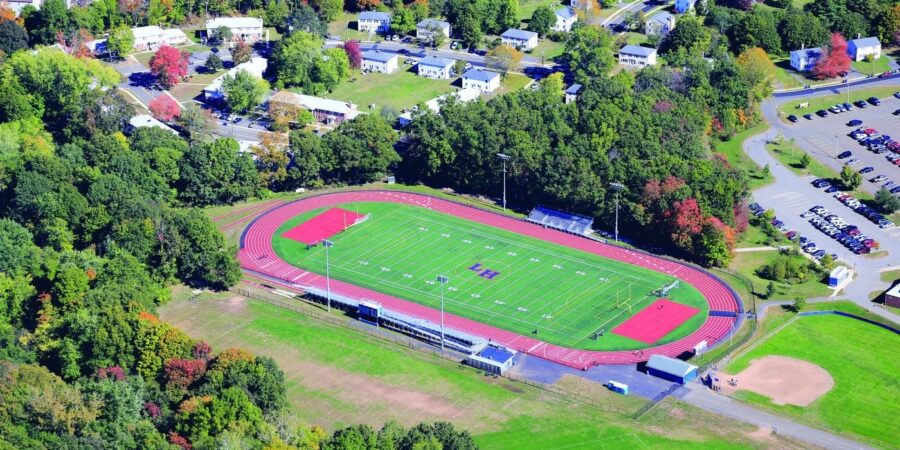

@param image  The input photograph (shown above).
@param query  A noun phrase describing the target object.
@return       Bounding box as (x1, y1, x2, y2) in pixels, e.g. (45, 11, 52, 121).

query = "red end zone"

(612, 299, 700, 344)
(282, 207, 366, 245)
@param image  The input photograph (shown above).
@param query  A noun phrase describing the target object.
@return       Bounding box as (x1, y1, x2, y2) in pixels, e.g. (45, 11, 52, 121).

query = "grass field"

(776, 86, 900, 118)
(851, 56, 892, 76)
(713, 122, 773, 189)
(324, 68, 457, 115)
(765, 139, 874, 201)
(159, 289, 806, 449)
(726, 314, 900, 446)
(271, 202, 708, 351)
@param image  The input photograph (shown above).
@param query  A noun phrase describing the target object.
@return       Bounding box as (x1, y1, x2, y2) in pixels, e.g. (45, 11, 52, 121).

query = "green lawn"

(729, 251, 831, 299)
(531, 38, 566, 61)
(713, 122, 773, 189)
(852, 56, 892, 76)
(488, 73, 532, 97)
(324, 68, 457, 115)
(623, 32, 649, 46)
(776, 86, 900, 118)
(327, 12, 378, 41)
(272, 202, 708, 351)
(725, 314, 900, 447)
(772, 59, 803, 90)
(159, 289, 801, 448)
(517, 0, 562, 22)
(168, 71, 226, 103)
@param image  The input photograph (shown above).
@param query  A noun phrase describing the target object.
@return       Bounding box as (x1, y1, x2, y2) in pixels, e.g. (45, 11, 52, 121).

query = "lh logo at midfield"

(468, 263, 501, 280)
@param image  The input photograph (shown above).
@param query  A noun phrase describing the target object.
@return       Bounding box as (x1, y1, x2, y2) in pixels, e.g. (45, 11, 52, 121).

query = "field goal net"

(653, 280, 679, 297)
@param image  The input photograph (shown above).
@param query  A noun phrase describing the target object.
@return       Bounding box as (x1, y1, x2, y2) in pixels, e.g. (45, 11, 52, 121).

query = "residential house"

(552, 7, 578, 33)
(848, 37, 881, 62)
(417, 55, 455, 79)
(361, 51, 399, 74)
(618, 45, 657, 67)
(128, 114, 178, 135)
(398, 88, 480, 126)
(789, 47, 821, 71)
(6, 0, 41, 16)
(501, 29, 538, 52)
(358, 11, 391, 33)
(645, 12, 675, 37)
(206, 17, 266, 43)
(204, 57, 268, 102)
(416, 18, 451, 40)
(564, 84, 582, 104)
(131, 26, 188, 52)
(674, 0, 697, 14)
(462, 69, 500, 92)
(298, 94, 361, 125)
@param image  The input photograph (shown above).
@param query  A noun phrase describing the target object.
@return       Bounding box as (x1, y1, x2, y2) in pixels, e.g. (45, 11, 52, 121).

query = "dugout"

(645, 355, 698, 384)
(466, 345, 516, 375)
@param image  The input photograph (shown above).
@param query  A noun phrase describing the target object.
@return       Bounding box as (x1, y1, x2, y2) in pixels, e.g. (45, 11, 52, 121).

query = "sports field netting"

(271, 202, 709, 351)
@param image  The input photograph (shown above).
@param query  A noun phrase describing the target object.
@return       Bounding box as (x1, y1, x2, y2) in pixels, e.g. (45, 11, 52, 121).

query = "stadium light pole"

(609, 182, 625, 242)
(437, 275, 449, 351)
(497, 153, 511, 210)
(323, 240, 334, 312)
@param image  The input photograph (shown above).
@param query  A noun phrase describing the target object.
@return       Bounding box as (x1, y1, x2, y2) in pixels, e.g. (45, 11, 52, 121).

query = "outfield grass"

(272, 202, 708, 351)
(776, 86, 900, 118)
(851, 56, 892, 76)
(713, 122, 773, 189)
(159, 289, 803, 449)
(729, 251, 831, 300)
(324, 68, 457, 115)
(726, 314, 900, 446)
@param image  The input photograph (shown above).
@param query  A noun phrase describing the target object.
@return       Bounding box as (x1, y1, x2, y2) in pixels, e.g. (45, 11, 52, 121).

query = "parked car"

(788, 115, 798, 122)
(893, 109, 900, 116)
(803, 113, 814, 120)
(848, 119, 863, 126)
(825, 186, 840, 193)
(843, 103, 854, 111)
(871, 175, 888, 183)
(854, 100, 868, 108)
(816, 109, 829, 117)
(860, 166, 875, 174)
(837, 151, 852, 159)
(867, 97, 881, 106)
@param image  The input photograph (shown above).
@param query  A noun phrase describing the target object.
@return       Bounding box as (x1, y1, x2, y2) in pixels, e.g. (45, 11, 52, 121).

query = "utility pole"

(323, 240, 334, 311)
(437, 275, 449, 351)
(497, 153, 511, 210)
(609, 182, 625, 242)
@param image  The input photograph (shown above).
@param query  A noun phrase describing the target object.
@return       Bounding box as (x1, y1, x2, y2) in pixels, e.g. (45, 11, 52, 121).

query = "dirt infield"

(721, 356, 834, 406)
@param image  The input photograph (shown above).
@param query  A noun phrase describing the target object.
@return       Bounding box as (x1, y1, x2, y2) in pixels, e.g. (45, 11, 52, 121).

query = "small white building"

(398, 88, 480, 126)
(131, 26, 187, 52)
(462, 69, 500, 93)
(204, 56, 268, 102)
(128, 114, 178, 135)
(361, 51, 399, 74)
(618, 45, 657, 68)
(848, 37, 881, 62)
(564, 84, 582, 104)
(6, 0, 42, 16)
(552, 7, 578, 33)
(417, 55, 455, 79)
(674, 0, 697, 14)
(206, 17, 266, 43)
(416, 18, 451, 40)
(645, 12, 675, 37)
(501, 29, 539, 52)
(296, 94, 361, 125)
(789, 47, 822, 71)
(358, 11, 391, 33)
(828, 266, 850, 288)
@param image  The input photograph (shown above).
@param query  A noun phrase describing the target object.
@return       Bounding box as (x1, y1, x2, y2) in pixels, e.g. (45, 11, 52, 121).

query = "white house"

(618, 45, 657, 68)
(674, 0, 697, 14)
(564, 84, 582, 104)
(361, 51, 399, 73)
(128, 115, 178, 135)
(645, 12, 675, 37)
(552, 7, 578, 33)
(462, 69, 500, 93)
(131, 26, 187, 52)
(295, 94, 360, 125)
(206, 17, 266, 43)
(358, 11, 391, 33)
(204, 56, 268, 102)
(501, 29, 539, 51)
(789, 47, 822, 71)
(417, 55, 455, 79)
(398, 88, 480, 126)
(416, 18, 451, 40)
(848, 37, 881, 62)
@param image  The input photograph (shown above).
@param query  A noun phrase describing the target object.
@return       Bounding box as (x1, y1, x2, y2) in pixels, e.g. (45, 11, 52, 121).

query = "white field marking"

(441, 233, 450, 238)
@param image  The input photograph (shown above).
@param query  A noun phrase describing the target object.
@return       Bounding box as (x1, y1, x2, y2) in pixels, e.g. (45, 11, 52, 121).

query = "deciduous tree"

(149, 95, 181, 122)
(106, 24, 135, 57)
(343, 40, 362, 69)
(229, 40, 252, 64)
(485, 45, 522, 77)
(529, 5, 555, 37)
(811, 33, 851, 80)
(221, 69, 269, 113)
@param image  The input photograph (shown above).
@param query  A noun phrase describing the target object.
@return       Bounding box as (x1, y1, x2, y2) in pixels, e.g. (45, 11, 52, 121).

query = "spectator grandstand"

(527, 206, 594, 236)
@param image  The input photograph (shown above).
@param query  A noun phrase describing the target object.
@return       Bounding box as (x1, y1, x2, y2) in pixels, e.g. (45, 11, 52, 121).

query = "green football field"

(272, 202, 708, 351)
(726, 314, 900, 446)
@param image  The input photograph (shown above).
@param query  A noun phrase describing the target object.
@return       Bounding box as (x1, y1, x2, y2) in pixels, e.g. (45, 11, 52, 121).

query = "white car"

(845, 159, 861, 166)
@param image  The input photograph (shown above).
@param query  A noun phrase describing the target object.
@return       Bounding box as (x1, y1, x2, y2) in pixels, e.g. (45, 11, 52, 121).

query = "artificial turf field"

(726, 314, 900, 446)
(271, 202, 708, 351)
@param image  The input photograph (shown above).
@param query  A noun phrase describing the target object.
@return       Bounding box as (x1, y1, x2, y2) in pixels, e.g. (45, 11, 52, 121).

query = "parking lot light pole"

(323, 240, 334, 312)
(497, 153, 511, 210)
(609, 182, 625, 242)
(437, 275, 450, 351)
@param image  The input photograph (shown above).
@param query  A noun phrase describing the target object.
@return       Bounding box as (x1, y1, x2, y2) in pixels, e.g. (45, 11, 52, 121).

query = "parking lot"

(782, 92, 900, 196)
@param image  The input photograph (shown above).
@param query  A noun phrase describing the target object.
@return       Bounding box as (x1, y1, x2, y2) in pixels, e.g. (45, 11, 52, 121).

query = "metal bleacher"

(527, 205, 594, 236)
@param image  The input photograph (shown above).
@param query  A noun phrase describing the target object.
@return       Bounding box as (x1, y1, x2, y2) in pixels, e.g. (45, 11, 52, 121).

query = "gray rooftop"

(362, 50, 398, 63)
(463, 68, 499, 83)
(565, 83, 582, 94)
(359, 11, 391, 21)
(556, 7, 576, 19)
(850, 37, 881, 48)
(790, 47, 822, 59)
(619, 44, 657, 57)
(646, 355, 697, 377)
(501, 28, 538, 41)
(417, 18, 450, 29)
(419, 55, 454, 68)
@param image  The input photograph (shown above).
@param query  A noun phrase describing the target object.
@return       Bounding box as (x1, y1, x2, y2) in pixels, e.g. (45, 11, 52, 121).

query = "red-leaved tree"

(666, 198, 704, 251)
(149, 95, 181, 122)
(812, 33, 851, 80)
(150, 45, 190, 89)
(164, 358, 207, 390)
(344, 40, 362, 69)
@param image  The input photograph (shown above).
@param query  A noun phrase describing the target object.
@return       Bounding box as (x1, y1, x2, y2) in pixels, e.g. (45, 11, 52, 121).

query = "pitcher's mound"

(722, 356, 833, 407)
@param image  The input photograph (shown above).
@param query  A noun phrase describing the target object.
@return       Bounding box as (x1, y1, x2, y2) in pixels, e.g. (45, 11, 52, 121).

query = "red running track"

(238, 191, 741, 368)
